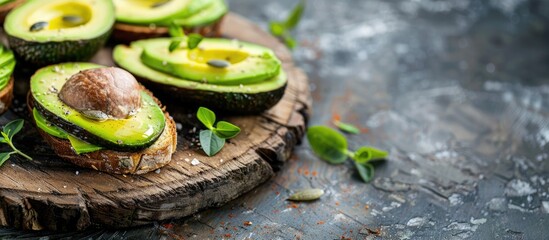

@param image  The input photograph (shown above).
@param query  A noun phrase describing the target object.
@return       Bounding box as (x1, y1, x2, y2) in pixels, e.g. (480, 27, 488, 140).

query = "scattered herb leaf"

(187, 33, 204, 50)
(268, 0, 306, 49)
(196, 107, 241, 156)
(199, 130, 225, 157)
(214, 121, 241, 139)
(168, 21, 184, 37)
(0, 119, 32, 168)
(334, 120, 360, 134)
(307, 126, 348, 164)
(355, 162, 374, 183)
(287, 188, 324, 201)
(307, 125, 387, 182)
(169, 39, 182, 52)
(197, 107, 216, 130)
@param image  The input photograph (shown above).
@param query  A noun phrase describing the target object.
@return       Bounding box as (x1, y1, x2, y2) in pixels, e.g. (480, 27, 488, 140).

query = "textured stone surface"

(1, 0, 549, 238)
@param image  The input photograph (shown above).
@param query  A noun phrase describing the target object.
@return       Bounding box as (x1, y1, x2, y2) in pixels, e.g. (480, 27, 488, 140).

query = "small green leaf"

(355, 162, 374, 183)
(334, 120, 360, 134)
(284, 36, 297, 49)
(269, 22, 286, 37)
(168, 21, 184, 37)
(214, 121, 240, 139)
(285, 0, 306, 29)
(353, 146, 388, 164)
(200, 130, 225, 156)
(0, 152, 11, 166)
(287, 188, 324, 201)
(169, 40, 181, 52)
(187, 34, 203, 49)
(3, 119, 23, 139)
(0, 136, 6, 143)
(197, 107, 216, 130)
(307, 126, 348, 164)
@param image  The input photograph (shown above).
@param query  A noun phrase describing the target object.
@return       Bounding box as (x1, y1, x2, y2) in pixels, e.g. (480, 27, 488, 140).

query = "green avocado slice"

(168, 0, 227, 27)
(114, 0, 192, 24)
(30, 63, 166, 151)
(113, 40, 287, 113)
(174, 0, 215, 19)
(0, 45, 14, 90)
(140, 38, 281, 85)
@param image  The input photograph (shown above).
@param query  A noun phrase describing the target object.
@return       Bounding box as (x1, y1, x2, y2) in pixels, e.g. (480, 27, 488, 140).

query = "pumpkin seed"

(80, 110, 109, 121)
(287, 188, 324, 201)
(207, 59, 231, 68)
(30, 21, 48, 32)
(62, 15, 84, 24)
(151, 0, 170, 8)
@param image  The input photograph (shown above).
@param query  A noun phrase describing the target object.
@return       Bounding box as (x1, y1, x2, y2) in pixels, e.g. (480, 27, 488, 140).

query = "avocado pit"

(58, 67, 142, 121)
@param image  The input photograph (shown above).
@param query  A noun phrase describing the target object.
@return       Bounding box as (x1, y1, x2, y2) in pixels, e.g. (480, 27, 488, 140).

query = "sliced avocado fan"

(31, 63, 166, 152)
(0, 45, 15, 91)
(113, 38, 287, 113)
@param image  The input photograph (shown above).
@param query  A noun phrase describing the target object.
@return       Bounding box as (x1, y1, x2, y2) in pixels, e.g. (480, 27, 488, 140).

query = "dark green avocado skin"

(32, 95, 159, 152)
(8, 29, 111, 67)
(136, 75, 287, 115)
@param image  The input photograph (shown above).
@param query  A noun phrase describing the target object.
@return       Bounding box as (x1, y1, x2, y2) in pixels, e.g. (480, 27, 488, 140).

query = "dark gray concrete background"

(1, 0, 549, 239)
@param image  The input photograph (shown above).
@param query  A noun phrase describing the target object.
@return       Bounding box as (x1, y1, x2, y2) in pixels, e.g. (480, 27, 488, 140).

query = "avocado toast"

(113, 37, 287, 113)
(28, 63, 177, 174)
(112, 0, 227, 42)
(4, 0, 115, 66)
(0, 44, 15, 114)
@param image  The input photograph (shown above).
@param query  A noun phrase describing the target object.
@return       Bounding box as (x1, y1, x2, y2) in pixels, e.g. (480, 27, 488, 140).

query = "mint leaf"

(285, 0, 306, 29)
(168, 21, 184, 37)
(307, 126, 348, 164)
(353, 146, 388, 164)
(3, 119, 23, 139)
(214, 121, 240, 139)
(169, 39, 182, 52)
(187, 34, 203, 49)
(0, 152, 11, 167)
(355, 162, 374, 183)
(334, 120, 360, 134)
(269, 22, 285, 37)
(200, 129, 225, 156)
(197, 107, 216, 130)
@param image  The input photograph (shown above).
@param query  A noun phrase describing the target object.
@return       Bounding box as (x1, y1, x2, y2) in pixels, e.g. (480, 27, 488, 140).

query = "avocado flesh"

(0, 45, 14, 90)
(4, 0, 114, 66)
(167, 0, 227, 27)
(174, 0, 215, 19)
(113, 40, 287, 113)
(30, 63, 166, 152)
(140, 38, 281, 85)
(114, 0, 192, 24)
(33, 108, 103, 154)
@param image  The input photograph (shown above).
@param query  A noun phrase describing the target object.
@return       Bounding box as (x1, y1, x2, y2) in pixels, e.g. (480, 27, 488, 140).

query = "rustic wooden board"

(0, 13, 311, 231)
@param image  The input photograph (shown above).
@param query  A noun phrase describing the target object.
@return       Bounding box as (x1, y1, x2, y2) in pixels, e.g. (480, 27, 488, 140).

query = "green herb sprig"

(197, 107, 241, 156)
(0, 119, 32, 167)
(269, 0, 305, 49)
(168, 22, 204, 52)
(307, 126, 387, 182)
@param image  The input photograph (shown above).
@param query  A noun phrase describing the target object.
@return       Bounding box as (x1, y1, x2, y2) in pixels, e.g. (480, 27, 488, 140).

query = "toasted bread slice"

(112, 17, 223, 43)
(27, 88, 177, 175)
(0, 76, 14, 114)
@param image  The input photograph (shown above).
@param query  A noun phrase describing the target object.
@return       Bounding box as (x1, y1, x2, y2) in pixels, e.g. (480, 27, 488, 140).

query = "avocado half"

(0, 44, 15, 114)
(113, 38, 287, 114)
(112, 0, 227, 42)
(4, 0, 115, 66)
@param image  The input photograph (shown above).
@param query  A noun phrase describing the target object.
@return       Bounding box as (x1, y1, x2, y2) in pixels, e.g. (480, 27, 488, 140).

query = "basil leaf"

(169, 39, 182, 52)
(197, 107, 216, 130)
(307, 126, 348, 164)
(285, 0, 305, 29)
(334, 120, 360, 134)
(353, 146, 388, 164)
(200, 130, 225, 156)
(214, 121, 240, 139)
(168, 21, 184, 37)
(3, 119, 23, 139)
(269, 22, 285, 37)
(187, 34, 203, 49)
(0, 152, 11, 167)
(355, 162, 374, 183)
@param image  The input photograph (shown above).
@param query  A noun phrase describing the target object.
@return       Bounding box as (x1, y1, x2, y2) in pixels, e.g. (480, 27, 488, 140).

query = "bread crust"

(27, 87, 178, 175)
(112, 16, 224, 43)
(0, 76, 14, 115)
(0, 0, 25, 24)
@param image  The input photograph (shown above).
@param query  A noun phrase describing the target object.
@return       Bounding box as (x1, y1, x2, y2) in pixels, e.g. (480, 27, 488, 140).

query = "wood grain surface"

(0, 13, 311, 231)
